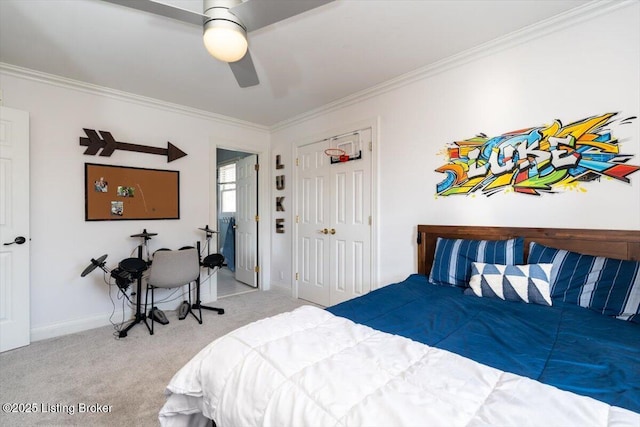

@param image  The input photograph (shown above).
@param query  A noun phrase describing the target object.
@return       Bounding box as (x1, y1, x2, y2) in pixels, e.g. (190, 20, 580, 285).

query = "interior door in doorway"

(235, 154, 258, 287)
(0, 106, 30, 352)
(297, 130, 372, 306)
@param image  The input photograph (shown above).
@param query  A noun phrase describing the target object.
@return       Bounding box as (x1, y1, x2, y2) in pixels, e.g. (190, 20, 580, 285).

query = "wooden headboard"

(417, 225, 640, 276)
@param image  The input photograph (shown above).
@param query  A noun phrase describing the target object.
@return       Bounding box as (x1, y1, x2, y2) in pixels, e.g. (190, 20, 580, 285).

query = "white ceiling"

(0, 0, 592, 127)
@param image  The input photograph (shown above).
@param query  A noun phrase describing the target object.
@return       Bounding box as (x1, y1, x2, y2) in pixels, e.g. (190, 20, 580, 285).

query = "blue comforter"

(327, 274, 640, 413)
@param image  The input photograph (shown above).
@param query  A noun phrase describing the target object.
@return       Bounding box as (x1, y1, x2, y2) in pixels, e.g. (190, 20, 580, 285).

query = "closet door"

(296, 130, 372, 306)
(329, 133, 371, 305)
(297, 140, 331, 306)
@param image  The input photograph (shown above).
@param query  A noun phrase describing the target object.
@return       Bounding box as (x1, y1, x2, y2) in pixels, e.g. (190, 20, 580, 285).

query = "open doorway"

(216, 148, 259, 298)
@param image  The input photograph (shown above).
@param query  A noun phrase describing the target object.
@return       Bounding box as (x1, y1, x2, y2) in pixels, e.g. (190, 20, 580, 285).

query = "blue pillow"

(429, 237, 524, 287)
(468, 262, 553, 306)
(528, 242, 640, 323)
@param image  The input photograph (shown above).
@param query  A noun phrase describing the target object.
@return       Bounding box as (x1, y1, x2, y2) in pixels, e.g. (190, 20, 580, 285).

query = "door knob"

(3, 236, 26, 246)
(318, 228, 329, 235)
(329, 228, 336, 235)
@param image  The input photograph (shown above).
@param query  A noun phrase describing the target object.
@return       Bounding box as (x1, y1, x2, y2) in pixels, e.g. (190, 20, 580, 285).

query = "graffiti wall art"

(435, 113, 639, 196)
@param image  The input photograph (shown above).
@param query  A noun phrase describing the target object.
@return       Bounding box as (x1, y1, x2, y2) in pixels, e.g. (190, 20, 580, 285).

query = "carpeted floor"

(0, 286, 312, 426)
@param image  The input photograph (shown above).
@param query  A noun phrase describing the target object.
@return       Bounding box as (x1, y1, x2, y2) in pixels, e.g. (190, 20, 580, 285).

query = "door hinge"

(254, 266, 260, 273)
(296, 158, 299, 166)
(369, 141, 373, 151)
(254, 163, 259, 171)
(295, 215, 299, 224)
(255, 215, 260, 222)
(295, 272, 299, 281)
(369, 215, 372, 226)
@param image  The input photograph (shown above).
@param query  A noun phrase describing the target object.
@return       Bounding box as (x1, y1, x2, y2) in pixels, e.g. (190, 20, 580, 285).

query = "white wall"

(0, 71, 270, 340)
(270, 3, 640, 288)
(2, 2, 639, 341)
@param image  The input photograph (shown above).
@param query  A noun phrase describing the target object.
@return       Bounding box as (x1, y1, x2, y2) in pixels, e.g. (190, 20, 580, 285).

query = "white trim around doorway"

(208, 139, 271, 300)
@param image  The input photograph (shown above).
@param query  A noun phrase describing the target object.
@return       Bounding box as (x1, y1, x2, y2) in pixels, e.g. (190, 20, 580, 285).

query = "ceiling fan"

(102, 0, 334, 88)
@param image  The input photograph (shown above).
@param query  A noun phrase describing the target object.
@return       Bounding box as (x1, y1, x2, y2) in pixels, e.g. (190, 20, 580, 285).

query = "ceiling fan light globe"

(203, 26, 248, 63)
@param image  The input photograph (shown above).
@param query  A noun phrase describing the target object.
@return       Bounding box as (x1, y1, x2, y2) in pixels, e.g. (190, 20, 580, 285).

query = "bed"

(159, 225, 640, 426)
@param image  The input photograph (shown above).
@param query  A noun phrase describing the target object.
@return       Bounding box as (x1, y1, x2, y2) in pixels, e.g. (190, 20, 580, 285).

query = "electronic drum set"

(81, 226, 225, 337)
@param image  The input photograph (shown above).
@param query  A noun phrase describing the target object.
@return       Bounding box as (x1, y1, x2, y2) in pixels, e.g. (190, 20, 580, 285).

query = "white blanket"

(159, 306, 639, 427)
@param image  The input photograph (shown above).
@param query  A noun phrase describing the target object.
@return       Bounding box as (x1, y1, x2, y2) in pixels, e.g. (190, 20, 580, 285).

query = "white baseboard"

(30, 309, 132, 342)
(30, 286, 216, 342)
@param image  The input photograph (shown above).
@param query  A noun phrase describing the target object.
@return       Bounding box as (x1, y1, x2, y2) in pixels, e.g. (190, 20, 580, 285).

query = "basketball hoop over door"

(324, 132, 363, 164)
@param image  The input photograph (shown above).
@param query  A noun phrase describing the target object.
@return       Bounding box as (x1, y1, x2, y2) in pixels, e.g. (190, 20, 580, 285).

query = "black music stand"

(194, 225, 225, 315)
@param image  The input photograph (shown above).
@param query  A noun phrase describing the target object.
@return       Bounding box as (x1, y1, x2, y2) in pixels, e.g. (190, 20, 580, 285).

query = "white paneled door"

(235, 154, 258, 287)
(297, 141, 331, 305)
(0, 106, 30, 352)
(297, 129, 372, 306)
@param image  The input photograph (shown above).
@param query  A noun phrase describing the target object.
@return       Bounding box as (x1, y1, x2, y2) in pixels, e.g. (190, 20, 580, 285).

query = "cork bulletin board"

(85, 163, 180, 221)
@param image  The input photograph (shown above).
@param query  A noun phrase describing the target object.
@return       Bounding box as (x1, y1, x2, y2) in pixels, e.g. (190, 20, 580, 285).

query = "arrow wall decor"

(79, 129, 187, 162)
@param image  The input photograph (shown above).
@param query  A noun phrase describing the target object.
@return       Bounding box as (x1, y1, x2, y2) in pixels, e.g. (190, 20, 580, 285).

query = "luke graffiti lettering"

(435, 113, 639, 196)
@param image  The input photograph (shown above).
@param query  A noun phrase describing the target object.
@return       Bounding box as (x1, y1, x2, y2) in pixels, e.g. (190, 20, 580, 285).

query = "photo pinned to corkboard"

(85, 163, 180, 221)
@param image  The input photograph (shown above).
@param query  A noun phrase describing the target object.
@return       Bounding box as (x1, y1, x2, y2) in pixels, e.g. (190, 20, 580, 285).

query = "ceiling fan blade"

(230, 0, 335, 33)
(229, 50, 260, 88)
(101, 0, 206, 26)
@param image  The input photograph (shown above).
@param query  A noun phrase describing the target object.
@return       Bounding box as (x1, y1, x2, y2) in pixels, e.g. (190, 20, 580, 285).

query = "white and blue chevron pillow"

(469, 262, 553, 306)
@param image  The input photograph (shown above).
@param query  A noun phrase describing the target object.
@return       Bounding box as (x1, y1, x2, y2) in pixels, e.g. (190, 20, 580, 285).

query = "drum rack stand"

(193, 237, 225, 315)
(118, 245, 150, 338)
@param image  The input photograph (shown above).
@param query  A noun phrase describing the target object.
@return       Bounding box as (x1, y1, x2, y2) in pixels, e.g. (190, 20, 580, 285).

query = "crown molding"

(1, 0, 632, 134)
(270, 0, 634, 132)
(0, 62, 269, 133)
